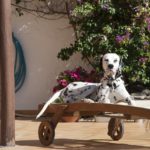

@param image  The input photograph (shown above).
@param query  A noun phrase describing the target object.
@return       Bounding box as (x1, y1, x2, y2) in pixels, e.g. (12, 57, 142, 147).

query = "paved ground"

(0, 120, 150, 150)
(0, 100, 150, 150)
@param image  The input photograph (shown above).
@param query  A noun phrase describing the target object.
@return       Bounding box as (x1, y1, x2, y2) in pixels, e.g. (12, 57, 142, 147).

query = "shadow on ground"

(16, 139, 150, 150)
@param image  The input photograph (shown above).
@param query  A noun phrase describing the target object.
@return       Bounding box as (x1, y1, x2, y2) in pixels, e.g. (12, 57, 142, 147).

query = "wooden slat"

(39, 103, 150, 119)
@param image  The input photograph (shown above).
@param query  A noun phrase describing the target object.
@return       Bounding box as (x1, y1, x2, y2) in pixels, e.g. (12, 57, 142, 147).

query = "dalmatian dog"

(98, 53, 136, 105)
(36, 53, 135, 119)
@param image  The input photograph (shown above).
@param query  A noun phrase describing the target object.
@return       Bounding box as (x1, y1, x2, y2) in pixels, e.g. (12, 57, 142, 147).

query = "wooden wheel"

(108, 118, 124, 141)
(38, 121, 55, 146)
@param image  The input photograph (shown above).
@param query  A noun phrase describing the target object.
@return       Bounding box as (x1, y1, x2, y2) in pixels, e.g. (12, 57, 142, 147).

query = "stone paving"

(0, 100, 150, 150)
(0, 118, 150, 150)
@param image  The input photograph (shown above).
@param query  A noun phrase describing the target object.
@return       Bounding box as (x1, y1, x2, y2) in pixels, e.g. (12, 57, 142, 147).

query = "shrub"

(53, 66, 99, 93)
(58, 0, 150, 87)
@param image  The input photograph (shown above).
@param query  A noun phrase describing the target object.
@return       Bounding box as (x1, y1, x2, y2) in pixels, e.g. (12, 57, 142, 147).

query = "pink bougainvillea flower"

(53, 85, 61, 93)
(70, 72, 80, 80)
(53, 87, 58, 93)
(53, 66, 99, 93)
(59, 79, 68, 87)
(75, 66, 82, 72)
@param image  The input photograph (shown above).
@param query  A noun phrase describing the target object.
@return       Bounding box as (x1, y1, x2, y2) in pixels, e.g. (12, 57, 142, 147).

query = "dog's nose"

(108, 64, 114, 69)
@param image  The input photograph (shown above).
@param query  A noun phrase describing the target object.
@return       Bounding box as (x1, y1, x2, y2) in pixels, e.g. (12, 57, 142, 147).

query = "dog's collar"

(102, 75, 122, 89)
(102, 69, 122, 80)
(103, 76, 121, 81)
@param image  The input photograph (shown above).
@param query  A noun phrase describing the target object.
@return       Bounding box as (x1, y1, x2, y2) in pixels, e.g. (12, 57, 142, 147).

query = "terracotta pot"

(61, 111, 80, 122)
(61, 116, 79, 122)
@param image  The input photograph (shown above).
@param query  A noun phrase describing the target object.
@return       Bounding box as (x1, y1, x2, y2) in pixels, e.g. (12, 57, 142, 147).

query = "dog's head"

(102, 53, 122, 79)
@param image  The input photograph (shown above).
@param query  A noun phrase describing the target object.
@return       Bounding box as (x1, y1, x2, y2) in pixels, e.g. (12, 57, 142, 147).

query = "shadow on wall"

(12, 12, 91, 110)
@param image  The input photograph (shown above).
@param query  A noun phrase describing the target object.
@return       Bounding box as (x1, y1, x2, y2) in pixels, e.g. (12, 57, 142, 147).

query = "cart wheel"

(38, 121, 55, 146)
(108, 118, 124, 141)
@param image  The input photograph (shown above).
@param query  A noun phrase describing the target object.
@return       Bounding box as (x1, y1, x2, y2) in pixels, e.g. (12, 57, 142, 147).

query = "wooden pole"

(0, 0, 15, 146)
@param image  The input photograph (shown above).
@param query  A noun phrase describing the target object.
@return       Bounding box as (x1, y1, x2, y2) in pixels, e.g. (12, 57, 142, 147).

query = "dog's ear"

(99, 54, 104, 67)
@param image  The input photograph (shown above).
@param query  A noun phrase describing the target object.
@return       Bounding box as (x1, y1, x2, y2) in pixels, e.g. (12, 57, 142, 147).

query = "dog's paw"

(81, 98, 95, 103)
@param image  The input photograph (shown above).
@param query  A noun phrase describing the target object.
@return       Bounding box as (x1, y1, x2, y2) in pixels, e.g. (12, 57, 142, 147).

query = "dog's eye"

(105, 59, 108, 62)
(114, 59, 118, 63)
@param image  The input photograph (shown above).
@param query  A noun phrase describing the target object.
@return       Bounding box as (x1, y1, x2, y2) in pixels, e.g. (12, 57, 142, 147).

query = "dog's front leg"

(124, 96, 136, 106)
(97, 85, 111, 103)
(80, 98, 95, 103)
(113, 81, 136, 106)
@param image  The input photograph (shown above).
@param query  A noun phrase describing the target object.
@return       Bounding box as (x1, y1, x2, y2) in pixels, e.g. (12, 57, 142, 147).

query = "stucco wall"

(12, 13, 90, 110)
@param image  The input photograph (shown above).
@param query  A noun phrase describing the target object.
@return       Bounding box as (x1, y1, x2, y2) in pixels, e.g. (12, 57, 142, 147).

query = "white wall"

(12, 13, 90, 110)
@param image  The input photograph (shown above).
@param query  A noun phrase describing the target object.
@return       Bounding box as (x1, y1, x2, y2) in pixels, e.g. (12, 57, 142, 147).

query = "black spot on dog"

(68, 90, 73, 93)
(97, 96, 100, 100)
(88, 86, 91, 89)
(114, 96, 117, 101)
(101, 94, 105, 97)
(98, 95, 105, 101)
(125, 98, 131, 105)
(73, 83, 77, 86)
(101, 85, 105, 89)
(113, 83, 117, 89)
(73, 98, 77, 101)
(84, 89, 87, 92)
(101, 97, 105, 101)
(66, 100, 70, 103)
(98, 85, 102, 91)
(80, 91, 83, 94)
(95, 99, 99, 102)
(113, 83, 119, 89)
(63, 88, 68, 96)
(70, 94, 75, 97)
(107, 83, 112, 87)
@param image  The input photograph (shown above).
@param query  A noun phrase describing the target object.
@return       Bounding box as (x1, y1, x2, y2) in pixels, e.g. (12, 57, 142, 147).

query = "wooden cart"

(37, 103, 150, 146)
